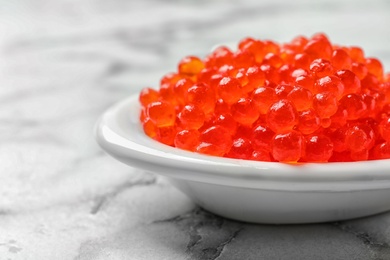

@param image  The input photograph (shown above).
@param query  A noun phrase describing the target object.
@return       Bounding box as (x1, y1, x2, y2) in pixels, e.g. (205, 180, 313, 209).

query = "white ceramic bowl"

(95, 94, 390, 224)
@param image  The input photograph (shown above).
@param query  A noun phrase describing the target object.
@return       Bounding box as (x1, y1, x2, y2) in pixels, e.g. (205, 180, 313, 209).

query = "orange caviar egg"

(312, 92, 338, 118)
(139, 87, 160, 106)
(263, 40, 280, 54)
(339, 94, 367, 120)
(156, 126, 176, 146)
(251, 149, 272, 162)
(174, 78, 193, 105)
(146, 101, 176, 127)
(294, 53, 311, 70)
(213, 114, 237, 135)
(310, 59, 334, 78)
(352, 62, 368, 80)
(279, 64, 295, 83)
(142, 117, 158, 138)
(331, 49, 352, 70)
(330, 106, 348, 127)
(187, 83, 215, 115)
(178, 56, 205, 76)
(160, 72, 181, 86)
(197, 125, 232, 156)
(138, 33, 390, 162)
(272, 131, 304, 163)
(303, 37, 332, 60)
(252, 86, 277, 114)
(174, 129, 200, 151)
(275, 84, 294, 99)
(348, 46, 365, 63)
(214, 98, 230, 115)
(244, 66, 266, 93)
(225, 137, 253, 160)
(304, 135, 334, 162)
(263, 53, 283, 68)
(178, 104, 205, 130)
(335, 70, 361, 95)
(233, 50, 256, 68)
(295, 74, 315, 93)
(315, 75, 344, 99)
(231, 98, 260, 126)
(290, 35, 308, 51)
(287, 86, 313, 111)
(345, 125, 369, 152)
(234, 69, 248, 87)
(205, 46, 233, 68)
(252, 124, 275, 151)
(159, 83, 177, 106)
(266, 99, 298, 133)
(365, 57, 384, 80)
(238, 38, 265, 60)
(218, 76, 242, 105)
(326, 128, 347, 152)
(298, 109, 321, 135)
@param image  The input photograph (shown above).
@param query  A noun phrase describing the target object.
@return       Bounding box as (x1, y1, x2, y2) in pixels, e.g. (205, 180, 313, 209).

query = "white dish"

(95, 94, 390, 224)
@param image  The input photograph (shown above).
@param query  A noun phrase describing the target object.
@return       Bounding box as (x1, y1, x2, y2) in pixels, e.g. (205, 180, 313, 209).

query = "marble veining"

(1, 0, 390, 259)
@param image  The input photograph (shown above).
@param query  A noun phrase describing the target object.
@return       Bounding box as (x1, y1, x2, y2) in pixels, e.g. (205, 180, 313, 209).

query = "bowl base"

(168, 178, 390, 224)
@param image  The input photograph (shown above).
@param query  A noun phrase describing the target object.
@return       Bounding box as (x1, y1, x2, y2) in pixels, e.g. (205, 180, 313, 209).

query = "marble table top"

(1, 0, 390, 259)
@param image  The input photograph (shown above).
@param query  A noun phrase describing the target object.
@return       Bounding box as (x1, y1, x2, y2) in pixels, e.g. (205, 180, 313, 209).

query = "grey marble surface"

(1, 0, 390, 259)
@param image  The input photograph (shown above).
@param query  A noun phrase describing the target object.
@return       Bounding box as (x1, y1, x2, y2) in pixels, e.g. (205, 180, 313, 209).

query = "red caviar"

(139, 33, 390, 162)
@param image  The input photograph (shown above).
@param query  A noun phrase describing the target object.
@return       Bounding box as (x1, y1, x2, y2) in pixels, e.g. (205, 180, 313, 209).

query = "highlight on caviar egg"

(138, 33, 390, 163)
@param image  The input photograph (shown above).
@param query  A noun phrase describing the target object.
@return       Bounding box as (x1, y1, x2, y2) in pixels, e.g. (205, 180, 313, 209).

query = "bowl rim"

(95, 94, 390, 190)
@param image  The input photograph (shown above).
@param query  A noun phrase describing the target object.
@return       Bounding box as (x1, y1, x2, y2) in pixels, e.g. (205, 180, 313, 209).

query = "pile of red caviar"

(139, 33, 390, 163)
